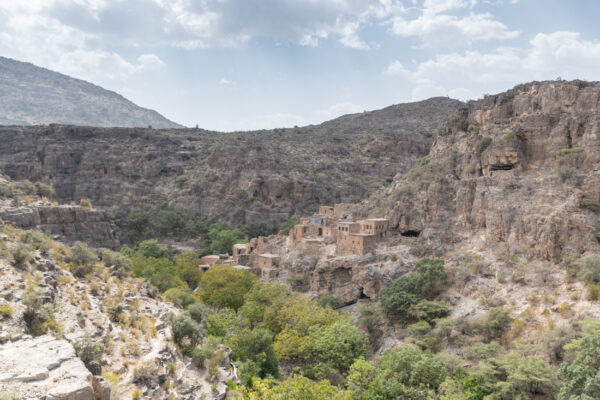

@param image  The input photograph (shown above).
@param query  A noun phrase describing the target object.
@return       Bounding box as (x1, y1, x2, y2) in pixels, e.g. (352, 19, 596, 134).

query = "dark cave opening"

(401, 230, 421, 237)
(490, 164, 514, 171)
(359, 288, 370, 299)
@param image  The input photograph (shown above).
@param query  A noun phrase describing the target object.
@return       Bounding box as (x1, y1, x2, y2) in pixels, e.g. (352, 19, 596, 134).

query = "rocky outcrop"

(0, 334, 106, 400)
(372, 80, 600, 262)
(0, 205, 119, 248)
(0, 97, 463, 231)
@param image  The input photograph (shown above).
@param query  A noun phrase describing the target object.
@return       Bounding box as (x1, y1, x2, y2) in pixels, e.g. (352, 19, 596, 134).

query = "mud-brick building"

(359, 218, 389, 238)
(254, 253, 281, 269)
(336, 232, 378, 256)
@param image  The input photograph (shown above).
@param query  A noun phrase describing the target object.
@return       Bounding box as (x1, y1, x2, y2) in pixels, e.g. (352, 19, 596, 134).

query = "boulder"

(0, 335, 108, 400)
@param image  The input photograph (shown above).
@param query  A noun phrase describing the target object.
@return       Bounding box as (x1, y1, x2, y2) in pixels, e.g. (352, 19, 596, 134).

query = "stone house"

(200, 255, 220, 265)
(254, 253, 281, 269)
(336, 232, 378, 256)
(359, 218, 389, 238)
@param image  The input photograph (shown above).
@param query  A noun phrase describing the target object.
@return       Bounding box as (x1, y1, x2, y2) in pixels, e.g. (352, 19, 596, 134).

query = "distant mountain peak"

(0, 56, 182, 128)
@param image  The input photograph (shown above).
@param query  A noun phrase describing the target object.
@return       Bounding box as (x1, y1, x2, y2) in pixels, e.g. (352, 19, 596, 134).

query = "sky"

(1, 0, 599, 131)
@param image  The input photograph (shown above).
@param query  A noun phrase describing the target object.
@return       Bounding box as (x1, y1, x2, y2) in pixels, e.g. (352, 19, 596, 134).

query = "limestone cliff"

(0, 97, 463, 231)
(367, 80, 600, 262)
(0, 205, 119, 248)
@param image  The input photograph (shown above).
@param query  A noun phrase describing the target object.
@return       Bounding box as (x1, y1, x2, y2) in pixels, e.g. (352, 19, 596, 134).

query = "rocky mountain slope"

(0, 56, 181, 128)
(0, 97, 462, 236)
(367, 80, 600, 262)
(0, 221, 236, 399)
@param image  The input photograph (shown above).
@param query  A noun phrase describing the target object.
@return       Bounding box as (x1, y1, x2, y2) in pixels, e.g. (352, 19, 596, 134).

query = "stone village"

(199, 204, 390, 280)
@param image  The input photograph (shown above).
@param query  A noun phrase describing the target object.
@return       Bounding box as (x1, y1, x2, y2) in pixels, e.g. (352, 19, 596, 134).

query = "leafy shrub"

(467, 166, 477, 175)
(376, 346, 447, 396)
(317, 295, 340, 309)
(407, 300, 449, 322)
(69, 242, 97, 277)
(108, 305, 123, 322)
(463, 341, 501, 361)
(503, 131, 515, 141)
(0, 184, 13, 198)
(485, 307, 511, 339)
(19, 180, 35, 195)
(10, 243, 33, 267)
(34, 182, 54, 198)
(191, 341, 217, 367)
(133, 360, 159, 386)
(580, 197, 600, 213)
(542, 325, 576, 363)
(392, 184, 414, 202)
(484, 353, 557, 398)
(357, 302, 385, 345)
(460, 119, 469, 131)
(0, 304, 13, 319)
(477, 136, 492, 154)
(380, 258, 447, 319)
(19, 230, 45, 245)
(407, 320, 431, 337)
(164, 287, 196, 308)
(98, 248, 131, 276)
(74, 335, 104, 375)
(577, 254, 600, 283)
(279, 216, 300, 235)
(22, 287, 56, 336)
(169, 312, 204, 350)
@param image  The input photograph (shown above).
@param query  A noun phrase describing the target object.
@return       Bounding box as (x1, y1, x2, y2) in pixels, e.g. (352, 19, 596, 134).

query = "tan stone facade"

(255, 253, 280, 269)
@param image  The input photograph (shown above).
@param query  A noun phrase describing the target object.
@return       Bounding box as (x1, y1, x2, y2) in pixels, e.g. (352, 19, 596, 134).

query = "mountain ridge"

(0, 56, 182, 128)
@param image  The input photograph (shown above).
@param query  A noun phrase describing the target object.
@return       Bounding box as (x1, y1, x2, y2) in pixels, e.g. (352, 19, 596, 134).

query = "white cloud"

(391, 0, 519, 47)
(0, 1, 164, 85)
(387, 31, 600, 102)
(219, 78, 233, 85)
(385, 60, 410, 76)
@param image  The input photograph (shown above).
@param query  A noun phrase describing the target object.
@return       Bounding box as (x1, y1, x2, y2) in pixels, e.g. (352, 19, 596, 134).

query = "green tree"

(559, 331, 600, 399)
(207, 224, 247, 254)
(301, 320, 370, 373)
(197, 265, 257, 311)
(239, 283, 290, 327)
(485, 308, 510, 339)
(225, 328, 280, 381)
(174, 252, 202, 289)
(169, 312, 204, 350)
(241, 375, 351, 400)
(347, 358, 377, 397)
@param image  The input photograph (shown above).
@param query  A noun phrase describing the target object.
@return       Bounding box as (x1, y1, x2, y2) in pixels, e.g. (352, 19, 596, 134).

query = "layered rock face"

(0, 97, 462, 226)
(378, 80, 600, 261)
(0, 335, 108, 400)
(0, 205, 119, 248)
